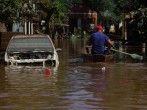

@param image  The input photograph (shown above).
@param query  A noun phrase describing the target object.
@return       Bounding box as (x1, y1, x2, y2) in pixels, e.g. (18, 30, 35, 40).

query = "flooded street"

(0, 38, 147, 110)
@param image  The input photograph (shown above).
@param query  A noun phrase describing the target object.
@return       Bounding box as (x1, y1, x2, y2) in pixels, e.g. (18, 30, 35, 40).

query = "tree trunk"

(44, 8, 56, 36)
(38, 3, 56, 37)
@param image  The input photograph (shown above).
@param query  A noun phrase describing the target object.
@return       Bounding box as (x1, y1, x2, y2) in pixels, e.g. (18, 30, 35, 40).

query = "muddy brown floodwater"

(0, 38, 147, 110)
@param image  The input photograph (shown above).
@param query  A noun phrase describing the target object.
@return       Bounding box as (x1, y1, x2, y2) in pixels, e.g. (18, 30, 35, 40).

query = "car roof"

(13, 34, 50, 39)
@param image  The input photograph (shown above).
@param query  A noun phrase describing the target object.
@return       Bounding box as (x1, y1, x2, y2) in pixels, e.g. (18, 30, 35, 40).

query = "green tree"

(0, 0, 69, 35)
(82, 0, 122, 25)
(0, 0, 22, 31)
(35, 0, 69, 35)
(0, 0, 36, 31)
(114, 0, 146, 13)
(114, 0, 147, 44)
(82, 0, 146, 23)
(0, 0, 22, 23)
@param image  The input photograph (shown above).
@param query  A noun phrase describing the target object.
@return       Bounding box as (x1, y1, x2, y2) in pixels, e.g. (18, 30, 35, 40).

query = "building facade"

(68, 3, 98, 34)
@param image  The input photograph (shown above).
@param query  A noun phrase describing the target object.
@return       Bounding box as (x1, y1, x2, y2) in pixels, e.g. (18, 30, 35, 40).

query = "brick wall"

(0, 32, 24, 51)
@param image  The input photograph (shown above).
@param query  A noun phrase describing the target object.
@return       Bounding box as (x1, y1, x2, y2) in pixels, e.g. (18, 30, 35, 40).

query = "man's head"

(97, 25, 103, 32)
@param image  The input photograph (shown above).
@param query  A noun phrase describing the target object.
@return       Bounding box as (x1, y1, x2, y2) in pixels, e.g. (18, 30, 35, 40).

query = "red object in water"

(45, 68, 51, 77)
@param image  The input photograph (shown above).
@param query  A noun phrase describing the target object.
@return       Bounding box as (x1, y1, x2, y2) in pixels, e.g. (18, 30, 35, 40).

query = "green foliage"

(53, 0, 70, 23)
(82, 0, 146, 25)
(32, 0, 69, 24)
(128, 8, 147, 39)
(0, 0, 69, 30)
(114, 0, 146, 13)
(71, 0, 83, 3)
(82, 0, 122, 24)
(0, 0, 21, 22)
(0, 0, 37, 23)
(30, 0, 70, 34)
(82, 0, 114, 12)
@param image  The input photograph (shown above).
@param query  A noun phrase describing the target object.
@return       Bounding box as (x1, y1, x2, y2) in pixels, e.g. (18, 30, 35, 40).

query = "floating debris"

(68, 58, 83, 63)
(45, 68, 51, 77)
(102, 67, 105, 71)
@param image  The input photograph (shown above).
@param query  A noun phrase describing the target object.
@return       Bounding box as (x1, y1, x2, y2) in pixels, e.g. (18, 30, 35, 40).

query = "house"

(68, 3, 98, 34)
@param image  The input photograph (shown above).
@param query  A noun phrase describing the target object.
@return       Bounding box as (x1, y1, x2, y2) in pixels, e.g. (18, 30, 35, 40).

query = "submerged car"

(4, 34, 59, 66)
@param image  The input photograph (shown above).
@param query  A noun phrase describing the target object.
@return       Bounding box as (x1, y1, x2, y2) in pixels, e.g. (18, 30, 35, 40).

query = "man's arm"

(107, 39, 115, 48)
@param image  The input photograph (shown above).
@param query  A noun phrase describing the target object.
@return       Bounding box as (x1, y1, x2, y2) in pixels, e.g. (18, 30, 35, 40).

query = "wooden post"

(28, 20, 31, 34)
(122, 13, 127, 41)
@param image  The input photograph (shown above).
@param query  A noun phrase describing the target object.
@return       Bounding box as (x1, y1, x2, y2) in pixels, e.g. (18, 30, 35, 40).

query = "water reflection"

(0, 64, 9, 92)
(112, 41, 145, 63)
(1, 65, 61, 109)
(0, 38, 147, 109)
